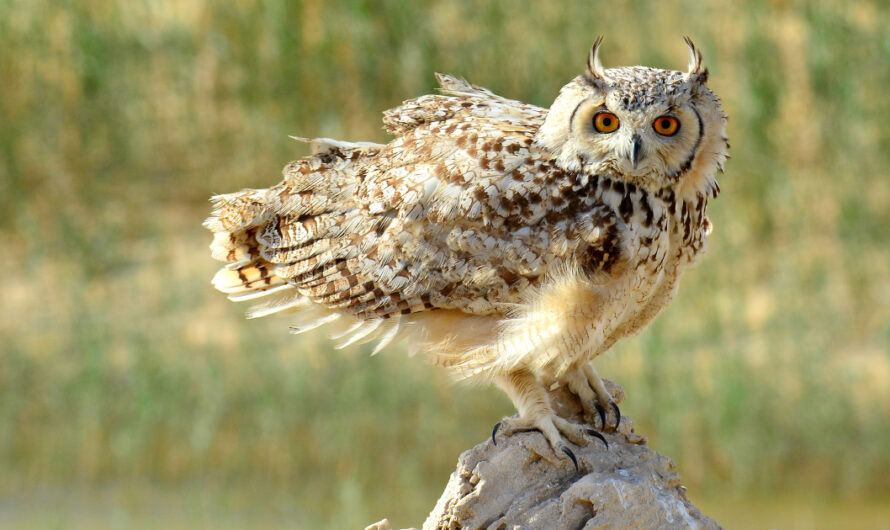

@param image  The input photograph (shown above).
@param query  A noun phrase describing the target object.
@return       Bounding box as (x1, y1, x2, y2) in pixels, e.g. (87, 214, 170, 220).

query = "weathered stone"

(370, 382, 721, 530)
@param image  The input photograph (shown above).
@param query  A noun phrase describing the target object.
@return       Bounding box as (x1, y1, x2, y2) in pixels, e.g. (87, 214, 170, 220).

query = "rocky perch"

(366, 381, 721, 530)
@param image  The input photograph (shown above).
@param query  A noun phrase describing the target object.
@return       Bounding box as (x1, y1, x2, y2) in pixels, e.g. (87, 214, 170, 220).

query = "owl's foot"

(493, 369, 608, 470)
(563, 364, 622, 431)
(491, 414, 607, 470)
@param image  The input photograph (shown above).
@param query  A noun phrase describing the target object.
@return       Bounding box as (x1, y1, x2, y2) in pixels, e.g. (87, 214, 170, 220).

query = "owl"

(205, 37, 729, 466)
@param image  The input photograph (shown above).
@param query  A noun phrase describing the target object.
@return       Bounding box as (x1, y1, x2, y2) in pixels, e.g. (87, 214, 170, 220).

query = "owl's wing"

(206, 107, 621, 338)
(348, 116, 623, 318)
(382, 73, 548, 137)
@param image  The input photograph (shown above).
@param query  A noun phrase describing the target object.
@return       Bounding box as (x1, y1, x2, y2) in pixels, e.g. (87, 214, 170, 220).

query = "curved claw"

(560, 445, 579, 472)
(594, 402, 606, 429)
(586, 428, 609, 448)
(491, 421, 502, 446)
(610, 402, 621, 430)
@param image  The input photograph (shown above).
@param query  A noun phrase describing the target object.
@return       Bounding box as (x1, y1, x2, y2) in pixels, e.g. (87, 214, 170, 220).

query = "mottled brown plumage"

(205, 38, 729, 461)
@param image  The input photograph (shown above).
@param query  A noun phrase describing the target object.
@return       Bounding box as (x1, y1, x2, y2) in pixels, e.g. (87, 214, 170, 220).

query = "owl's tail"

(204, 138, 383, 324)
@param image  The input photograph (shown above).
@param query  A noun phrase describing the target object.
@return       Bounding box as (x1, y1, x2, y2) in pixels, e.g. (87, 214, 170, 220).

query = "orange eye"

(593, 112, 620, 133)
(653, 116, 680, 136)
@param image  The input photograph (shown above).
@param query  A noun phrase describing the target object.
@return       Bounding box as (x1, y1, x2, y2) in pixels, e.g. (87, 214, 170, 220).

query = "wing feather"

(382, 73, 547, 136)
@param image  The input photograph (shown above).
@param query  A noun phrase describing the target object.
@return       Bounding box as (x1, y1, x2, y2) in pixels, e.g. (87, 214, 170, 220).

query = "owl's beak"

(630, 134, 644, 169)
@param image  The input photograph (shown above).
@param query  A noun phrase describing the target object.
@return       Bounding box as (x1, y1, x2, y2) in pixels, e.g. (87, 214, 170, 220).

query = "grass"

(1, 0, 889, 527)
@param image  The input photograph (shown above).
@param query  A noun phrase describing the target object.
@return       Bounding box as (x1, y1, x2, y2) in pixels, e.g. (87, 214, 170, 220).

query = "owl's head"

(537, 37, 728, 197)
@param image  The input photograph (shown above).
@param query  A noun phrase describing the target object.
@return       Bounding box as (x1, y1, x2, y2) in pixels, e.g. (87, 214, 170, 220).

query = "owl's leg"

(491, 369, 607, 469)
(563, 364, 621, 431)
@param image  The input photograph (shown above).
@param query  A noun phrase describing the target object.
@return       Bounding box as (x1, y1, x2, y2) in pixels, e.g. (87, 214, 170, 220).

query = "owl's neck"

(551, 150, 721, 202)
(671, 158, 721, 202)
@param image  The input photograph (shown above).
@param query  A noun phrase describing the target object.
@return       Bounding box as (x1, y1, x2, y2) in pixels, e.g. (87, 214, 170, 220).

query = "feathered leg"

(491, 369, 606, 469)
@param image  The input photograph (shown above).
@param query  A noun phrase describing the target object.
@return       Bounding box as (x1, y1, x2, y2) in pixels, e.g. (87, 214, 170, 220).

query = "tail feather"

(371, 317, 404, 355)
(206, 139, 381, 324)
(211, 261, 286, 295)
(257, 211, 361, 250)
(204, 190, 270, 233)
(434, 73, 497, 98)
(334, 319, 383, 349)
(289, 136, 382, 156)
(227, 283, 293, 302)
(288, 311, 341, 334)
(246, 290, 312, 319)
(382, 73, 547, 136)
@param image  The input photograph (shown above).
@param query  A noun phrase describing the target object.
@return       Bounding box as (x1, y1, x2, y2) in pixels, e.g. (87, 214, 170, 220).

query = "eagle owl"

(205, 38, 729, 464)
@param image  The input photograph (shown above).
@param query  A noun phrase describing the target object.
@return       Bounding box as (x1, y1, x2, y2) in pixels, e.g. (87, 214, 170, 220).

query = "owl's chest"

(624, 189, 711, 270)
(619, 204, 673, 306)
(611, 191, 711, 330)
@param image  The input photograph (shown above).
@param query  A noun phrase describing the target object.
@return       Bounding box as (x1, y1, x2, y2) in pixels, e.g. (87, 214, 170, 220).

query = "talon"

(560, 445, 579, 471)
(594, 402, 606, 429)
(610, 402, 621, 430)
(586, 428, 608, 448)
(491, 421, 502, 446)
(494, 370, 593, 470)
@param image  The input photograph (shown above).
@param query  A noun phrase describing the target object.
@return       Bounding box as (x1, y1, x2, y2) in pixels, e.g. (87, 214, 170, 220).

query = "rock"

(372, 381, 721, 530)
(364, 519, 397, 530)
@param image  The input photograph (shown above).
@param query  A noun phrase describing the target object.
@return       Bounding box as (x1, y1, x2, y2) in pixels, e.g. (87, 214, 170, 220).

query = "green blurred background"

(2, 0, 889, 528)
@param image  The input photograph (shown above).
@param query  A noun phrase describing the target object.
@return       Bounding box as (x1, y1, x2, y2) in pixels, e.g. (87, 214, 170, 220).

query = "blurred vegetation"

(1, 0, 889, 528)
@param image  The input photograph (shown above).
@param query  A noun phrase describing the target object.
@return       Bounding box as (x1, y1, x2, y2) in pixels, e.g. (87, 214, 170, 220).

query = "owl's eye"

(653, 116, 680, 136)
(593, 112, 620, 133)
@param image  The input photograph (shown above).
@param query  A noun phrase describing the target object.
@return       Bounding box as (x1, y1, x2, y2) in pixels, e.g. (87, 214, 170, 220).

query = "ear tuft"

(683, 36, 709, 84)
(585, 36, 611, 86)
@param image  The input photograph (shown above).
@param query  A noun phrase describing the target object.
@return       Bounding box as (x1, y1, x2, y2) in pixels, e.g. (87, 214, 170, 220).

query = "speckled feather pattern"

(205, 56, 728, 385)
